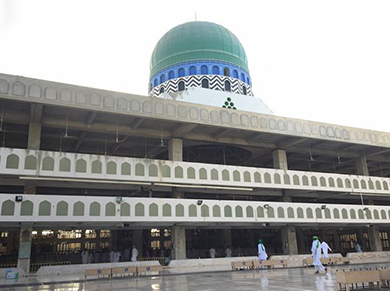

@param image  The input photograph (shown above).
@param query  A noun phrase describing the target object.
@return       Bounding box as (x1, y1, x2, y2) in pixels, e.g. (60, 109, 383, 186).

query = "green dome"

(150, 21, 249, 77)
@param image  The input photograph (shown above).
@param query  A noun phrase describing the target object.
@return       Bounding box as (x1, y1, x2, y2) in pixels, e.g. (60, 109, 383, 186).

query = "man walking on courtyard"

(258, 239, 268, 261)
(311, 236, 327, 274)
(321, 240, 332, 258)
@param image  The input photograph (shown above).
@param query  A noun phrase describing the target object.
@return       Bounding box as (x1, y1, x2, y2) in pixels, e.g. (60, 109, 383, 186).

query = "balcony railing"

(0, 147, 389, 195)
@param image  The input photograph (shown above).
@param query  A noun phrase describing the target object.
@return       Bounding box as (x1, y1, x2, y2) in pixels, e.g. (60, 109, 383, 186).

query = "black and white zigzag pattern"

(149, 75, 253, 97)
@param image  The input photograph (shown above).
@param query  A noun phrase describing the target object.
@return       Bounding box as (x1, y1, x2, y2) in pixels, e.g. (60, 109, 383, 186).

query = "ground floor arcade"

(1, 224, 389, 272)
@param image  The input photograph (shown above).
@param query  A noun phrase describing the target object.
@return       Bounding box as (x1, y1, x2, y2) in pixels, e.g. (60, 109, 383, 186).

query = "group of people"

(256, 237, 332, 275)
(81, 246, 139, 264)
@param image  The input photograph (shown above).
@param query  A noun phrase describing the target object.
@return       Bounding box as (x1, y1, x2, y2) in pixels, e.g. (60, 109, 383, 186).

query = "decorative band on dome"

(149, 75, 253, 97)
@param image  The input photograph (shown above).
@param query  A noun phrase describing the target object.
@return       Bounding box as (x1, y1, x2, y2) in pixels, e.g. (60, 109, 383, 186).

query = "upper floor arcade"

(1, 72, 390, 180)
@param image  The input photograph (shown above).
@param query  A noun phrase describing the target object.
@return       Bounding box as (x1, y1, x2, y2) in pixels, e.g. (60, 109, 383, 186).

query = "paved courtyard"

(2, 263, 390, 291)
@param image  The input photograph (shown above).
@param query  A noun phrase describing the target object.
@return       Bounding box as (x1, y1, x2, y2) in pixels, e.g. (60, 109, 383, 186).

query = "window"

(339, 233, 357, 250)
(201, 65, 208, 74)
(233, 70, 238, 78)
(178, 68, 185, 77)
(247, 77, 250, 85)
(178, 81, 185, 91)
(151, 229, 160, 237)
(189, 66, 196, 75)
(100, 230, 111, 238)
(159, 87, 164, 94)
(224, 81, 231, 92)
(85, 230, 97, 239)
(154, 78, 158, 86)
(168, 70, 174, 80)
(242, 86, 247, 95)
(201, 79, 209, 88)
(223, 67, 230, 76)
(160, 74, 165, 83)
(212, 66, 219, 74)
(380, 232, 390, 249)
(57, 230, 81, 239)
(240, 73, 245, 82)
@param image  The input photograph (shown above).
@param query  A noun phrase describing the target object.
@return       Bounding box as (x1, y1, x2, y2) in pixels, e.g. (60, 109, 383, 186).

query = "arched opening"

(178, 68, 185, 77)
(160, 74, 165, 83)
(178, 81, 185, 92)
(201, 65, 208, 74)
(168, 70, 174, 80)
(240, 73, 245, 82)
(224, 80, 231, 92)
(242, 86, 247, 95)
(154, 78, 158, 86)
(201, 79, 209, 88)
(212, 66, 219, 75)
(233, 70, 238, 78)
(159, 87, 164, 94)
(223, 67, 230, 76)
(189, 66, 196, 75)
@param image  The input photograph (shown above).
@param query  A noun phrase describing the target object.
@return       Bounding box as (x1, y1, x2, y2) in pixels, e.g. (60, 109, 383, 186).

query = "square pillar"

(273, 149, 288, 171)
(168, 138, 183, 161)
(356, 157, 369, 176)
(368, 226, 382, 252)
(27, 122, 42, 150)
(172, 189, 184, 199)
(223, 229, 232, 250)
(281, 226, 298, 255)
(17, 226, 33, 274)
(171, 226, 186, 260)
(132, 229, 143, 259)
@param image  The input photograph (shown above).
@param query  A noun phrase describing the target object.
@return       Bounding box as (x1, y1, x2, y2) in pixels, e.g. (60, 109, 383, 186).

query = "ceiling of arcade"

(1, 99, 390, 179)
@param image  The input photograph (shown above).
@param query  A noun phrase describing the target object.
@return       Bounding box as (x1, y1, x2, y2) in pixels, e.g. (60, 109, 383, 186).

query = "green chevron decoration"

(222, 97, 237, 110)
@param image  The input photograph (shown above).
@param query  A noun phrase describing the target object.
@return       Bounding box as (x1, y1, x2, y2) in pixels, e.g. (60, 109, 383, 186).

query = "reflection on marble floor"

(3, 263, 390, 291)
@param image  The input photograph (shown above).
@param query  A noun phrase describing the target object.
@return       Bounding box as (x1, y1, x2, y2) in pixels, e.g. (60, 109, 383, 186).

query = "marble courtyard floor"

(2, 263, 390, 291)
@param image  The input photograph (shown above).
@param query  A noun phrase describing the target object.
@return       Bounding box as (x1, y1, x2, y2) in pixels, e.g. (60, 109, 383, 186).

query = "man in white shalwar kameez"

(209, 247, 217, 258)
(81, 250, 89, 264)
(311, 236, 327, 274)
(321, 241, 332, 259)
(131, 246, 139, 262)
(258, 239, 268, 261)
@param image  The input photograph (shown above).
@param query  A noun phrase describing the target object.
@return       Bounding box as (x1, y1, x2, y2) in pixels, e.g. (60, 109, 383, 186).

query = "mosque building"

(1, 21, 390, 274)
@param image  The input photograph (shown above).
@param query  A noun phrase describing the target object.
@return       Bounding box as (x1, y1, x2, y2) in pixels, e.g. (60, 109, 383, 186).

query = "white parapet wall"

(1, 147, 390, 196)
(1, 194, 390, 225)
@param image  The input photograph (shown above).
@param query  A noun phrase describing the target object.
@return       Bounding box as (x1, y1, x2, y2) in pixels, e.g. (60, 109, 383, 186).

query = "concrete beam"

(74, 132, 87, 151)
(130, 118, 144, 129)
(278, 137, 307, 149)
(86, 111, 98, 127)
(173, 123, 198, 137)
(213, 128, 231, 139)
